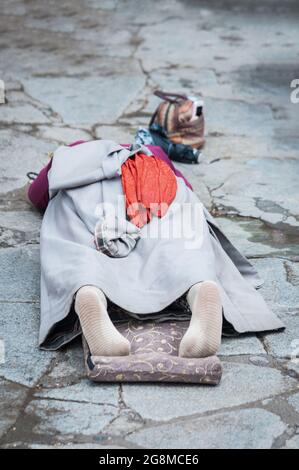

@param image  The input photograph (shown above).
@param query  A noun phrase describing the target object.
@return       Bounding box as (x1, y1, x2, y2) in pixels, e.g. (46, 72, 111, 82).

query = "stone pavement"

(0, 0, 298, 449)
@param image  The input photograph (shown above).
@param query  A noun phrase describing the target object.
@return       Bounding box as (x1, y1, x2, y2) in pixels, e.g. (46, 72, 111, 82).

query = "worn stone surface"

(0, 103, 51, 125)
(0, 246, 40, 302)
(36, 125, 92, 145)
(122, 362, 298, 421)
(0, 129, 52, 194)
(219, 335, 264, 356)
(250, 258, 299, 359)
(127, 408, 286, 449)
(262, 316, 299, 359)
(27, 443, 128, 449)
(22, 71, 146, 127)
(0, 0, 298, 449)
(24, 398, 118, 438)
(288, 393, 299, 414)
(34, 380, 119, 406)
(40, 341, 86, 388)
(210, 158, 299, 226)
(94, 125, 135, 143)
(0, 211, 41, 247)
(103, 409, 144, 438)
(216, 216, 297, 259)
(3, 442, 128, 449)
(0, 379, 28, 440)
(253, 258, 299, 316)
(0, 302, 55, 387)
(283, 435, 299, 449)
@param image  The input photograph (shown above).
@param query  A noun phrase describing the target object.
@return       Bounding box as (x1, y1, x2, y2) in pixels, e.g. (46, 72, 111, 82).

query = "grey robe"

(39, 140, 284, 349)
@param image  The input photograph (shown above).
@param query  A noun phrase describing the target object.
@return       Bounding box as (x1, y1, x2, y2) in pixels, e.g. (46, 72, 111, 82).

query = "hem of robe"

(39, 275, 285, 351)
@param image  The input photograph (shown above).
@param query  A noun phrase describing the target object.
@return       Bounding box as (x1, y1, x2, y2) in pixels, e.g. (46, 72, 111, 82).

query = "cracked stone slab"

(118, 113, 151, 130)
(103, 409, 144, 437)
(1, 0, 26, 16)
(136, 5, 299, 75)
(205, 98, 274, 138)
(0, 210, 41, 248)
(287, 360, 299, 378)
(0, 73, 22, 93)
(288, 393, 299, 414)
(0, 129, 53, 194)
(34, 380, 119, 407)
(127, 408, 286, 449)
(253, 258, 299, 312)
(0, 378, 28, 440)
(139, 68, 220, 116)
(22, 65, 146, 126)
(0, 103, 51, 125)
(71, 27, 135, 60)
(0, 245, 50, 387)
(211, 158, 299, 226)
(191, 181, 213, 211)
(20, 9, 136, 59)
(41, 341, 86, 388)
(24, 398, 118, 437)
(1, 442, 127, 448)
(233, 62, 299, 133)
(94, 125, 135, 143)
(0, 246, 40, 302)
(0, 81, 5, 104)
(0, 302, 56, 387)
(122, 362, 297, 422)
(27, 443, 127, 449)
(262, 316, 299, 360)
(251, 258, 299, 358)
(136, 17, 238, 71)
(203, 134, 299, 161)
(216, 216, 297, 258)
(36, 125, 91, 144)
(0, 186, 32, 212)
(173, 164, 213, 210)
(219, 334, 264, 356)
(249, 356, 271, 367)
(283, 435, 299, 449)
(85, 0, 118, 11)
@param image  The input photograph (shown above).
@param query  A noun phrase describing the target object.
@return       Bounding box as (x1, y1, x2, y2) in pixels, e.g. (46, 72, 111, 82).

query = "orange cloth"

(121, 153, 177, 228)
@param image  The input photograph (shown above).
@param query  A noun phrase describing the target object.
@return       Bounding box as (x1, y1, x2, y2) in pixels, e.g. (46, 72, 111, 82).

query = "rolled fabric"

(94, 213, 141, 258)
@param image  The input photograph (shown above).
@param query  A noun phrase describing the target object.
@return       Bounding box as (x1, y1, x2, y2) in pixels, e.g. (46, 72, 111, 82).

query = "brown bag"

(150, 90, 205, 149)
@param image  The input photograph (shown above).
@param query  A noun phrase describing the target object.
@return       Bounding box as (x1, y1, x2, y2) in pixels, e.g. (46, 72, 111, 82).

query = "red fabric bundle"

(121, 153, 177, 228)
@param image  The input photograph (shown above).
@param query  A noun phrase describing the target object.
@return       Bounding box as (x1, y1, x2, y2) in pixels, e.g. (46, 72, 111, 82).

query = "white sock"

(179, 281, 222, 358)
(75, 285, 130, 357)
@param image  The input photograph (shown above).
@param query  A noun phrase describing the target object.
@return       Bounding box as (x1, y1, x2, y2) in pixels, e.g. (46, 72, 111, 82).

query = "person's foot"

(75, 286, 130, 357)
(179, 281, 222, 358)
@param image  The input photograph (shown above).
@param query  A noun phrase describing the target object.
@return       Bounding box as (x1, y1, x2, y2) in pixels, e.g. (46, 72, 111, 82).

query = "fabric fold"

(121, 152, 177, 228)
(39, 139, 284, 350)
(94, 214, 141, 258)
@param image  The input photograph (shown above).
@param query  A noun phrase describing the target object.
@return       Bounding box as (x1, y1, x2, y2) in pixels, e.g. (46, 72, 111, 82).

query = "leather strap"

(150, 90, 188, 126)
(154, 90, 188, 103)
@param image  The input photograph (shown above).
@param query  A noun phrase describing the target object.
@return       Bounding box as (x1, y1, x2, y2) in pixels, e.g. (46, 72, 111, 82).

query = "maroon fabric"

(27, 160, 52, 212)
(27, 141, 192, 212)
(27, 141, 87, 211)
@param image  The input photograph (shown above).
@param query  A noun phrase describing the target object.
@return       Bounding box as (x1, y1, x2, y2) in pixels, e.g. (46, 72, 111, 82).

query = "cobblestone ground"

(0, 0, 298, 449)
